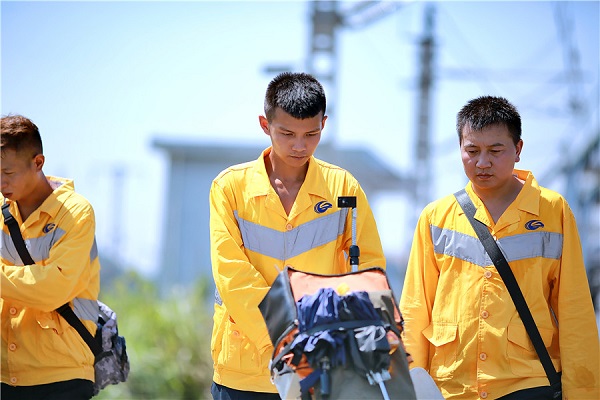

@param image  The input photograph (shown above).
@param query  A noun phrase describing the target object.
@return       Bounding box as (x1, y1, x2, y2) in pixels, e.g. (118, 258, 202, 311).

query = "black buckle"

(1, 203, 15, 224)
(551, 378, 562, 399)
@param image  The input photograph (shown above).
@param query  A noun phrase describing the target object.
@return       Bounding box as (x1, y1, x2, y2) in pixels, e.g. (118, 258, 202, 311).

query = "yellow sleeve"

(1, 205, 96, 311)
(209, 179, 272, 352)
(400, 206, 439, 370)
(555, 202, 599, 399)
(350, 183, 386, 271)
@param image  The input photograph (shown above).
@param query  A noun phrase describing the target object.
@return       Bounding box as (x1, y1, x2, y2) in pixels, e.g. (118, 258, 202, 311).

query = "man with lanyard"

(209, 72, 387, 399)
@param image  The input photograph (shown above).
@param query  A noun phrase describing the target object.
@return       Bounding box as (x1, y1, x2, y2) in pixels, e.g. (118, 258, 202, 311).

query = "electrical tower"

(305, 0, 407, 144)
(306, 1, 341, 143)
(305, 0, 436, 241)
(550, 2, 599, 305)
(554, 2, 586, 116)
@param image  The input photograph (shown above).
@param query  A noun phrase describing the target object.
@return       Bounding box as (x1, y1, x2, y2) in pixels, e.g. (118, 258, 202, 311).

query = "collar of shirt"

(1, 176, 74, 226)
(461, 169, 541, 229)
(248, 147, 332, 201)
(37, 176, 74, 219)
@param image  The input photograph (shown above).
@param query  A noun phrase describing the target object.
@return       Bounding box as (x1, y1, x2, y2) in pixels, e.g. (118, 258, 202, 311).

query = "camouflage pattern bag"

(92, 301, 130, 396)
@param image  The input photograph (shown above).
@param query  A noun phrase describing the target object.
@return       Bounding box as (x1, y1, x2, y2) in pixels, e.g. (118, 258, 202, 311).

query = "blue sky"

(2, 0, 599, 276)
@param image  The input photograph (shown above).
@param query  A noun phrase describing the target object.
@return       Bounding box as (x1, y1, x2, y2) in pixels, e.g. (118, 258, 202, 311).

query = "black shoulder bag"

(454, 189, 562, 399)
(1, 203, 102, 356)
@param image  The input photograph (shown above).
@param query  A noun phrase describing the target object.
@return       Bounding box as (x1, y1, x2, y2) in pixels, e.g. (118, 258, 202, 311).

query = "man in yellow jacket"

(400, 96, 599, 399)
(1, 115, 100, 400)
(209, 72, 386, 398)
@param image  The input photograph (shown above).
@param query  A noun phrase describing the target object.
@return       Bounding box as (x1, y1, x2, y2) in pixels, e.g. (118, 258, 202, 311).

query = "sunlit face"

(460, 124, 523, 195)
(259, 108, 326, 169)
(1, 148, 42, 203)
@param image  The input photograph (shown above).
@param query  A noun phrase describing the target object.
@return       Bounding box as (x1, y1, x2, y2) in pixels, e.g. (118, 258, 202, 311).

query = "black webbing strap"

(1, 202, 102, 358)
(2, 203, 35, 265)
(454, 189, 561, 398)
(56, 304, 103, 357)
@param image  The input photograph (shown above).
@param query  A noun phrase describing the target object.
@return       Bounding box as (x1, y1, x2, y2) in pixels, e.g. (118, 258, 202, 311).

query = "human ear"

(515, 139, 523, 162)
(321, 115, 328, 130)
(258, 115, 270, 135)
(33, 154, 45, 171)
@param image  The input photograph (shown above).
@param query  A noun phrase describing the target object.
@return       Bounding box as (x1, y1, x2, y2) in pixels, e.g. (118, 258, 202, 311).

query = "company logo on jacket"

(525, 220, 544, 230)
(43, 223, 56, 233)
(314, 201, 332, 214)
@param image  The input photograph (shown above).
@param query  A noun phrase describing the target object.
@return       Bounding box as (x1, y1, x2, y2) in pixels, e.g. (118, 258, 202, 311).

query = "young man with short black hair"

(400, 96, 599, 399)
(209, 72, 387, 398)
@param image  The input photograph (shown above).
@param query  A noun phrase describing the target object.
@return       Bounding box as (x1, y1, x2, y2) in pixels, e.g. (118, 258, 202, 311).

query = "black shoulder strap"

(2, 203, 35, 265)
(1, 203, 102, 358)
(56, 304, 103, 357)
(454, 189, 561, 396)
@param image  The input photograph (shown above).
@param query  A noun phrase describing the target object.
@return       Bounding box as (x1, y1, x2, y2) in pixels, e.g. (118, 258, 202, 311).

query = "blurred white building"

(152, 139, 408, 294)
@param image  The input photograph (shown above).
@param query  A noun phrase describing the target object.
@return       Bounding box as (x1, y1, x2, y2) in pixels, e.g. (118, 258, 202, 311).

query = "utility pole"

(554, 2, 585, 116)
(305, 1, 406, 145)
(413, 4, 436, 215)
(306, 1, 340, 144)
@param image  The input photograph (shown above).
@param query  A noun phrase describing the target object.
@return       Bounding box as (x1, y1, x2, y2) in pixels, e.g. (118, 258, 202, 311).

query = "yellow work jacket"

(1, 177, 100, 386)
(209, 148, 386, 392)
(400, 170, 599, 399)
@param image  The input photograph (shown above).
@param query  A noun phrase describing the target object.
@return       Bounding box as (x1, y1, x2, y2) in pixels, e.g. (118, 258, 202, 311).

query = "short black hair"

(1, 114, 43, 158)
(456, 96, 522, 145)
(264, 72, 326, 122)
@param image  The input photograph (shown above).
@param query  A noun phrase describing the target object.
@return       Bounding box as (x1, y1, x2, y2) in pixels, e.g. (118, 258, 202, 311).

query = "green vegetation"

(95, 271, 213, 400)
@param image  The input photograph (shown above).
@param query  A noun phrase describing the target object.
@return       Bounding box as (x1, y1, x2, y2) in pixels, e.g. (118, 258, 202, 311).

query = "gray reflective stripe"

(1, 229, 98, 265)
(234, 209, 348, 261)
(498, 232, 562, 261)
(431, 225, 563, 267)
(1, 231, 21, 265)
(91, 237, 98, 261)
(432, 226, 491, 267)
(72, 297, 99, 322)
(28, 226, 67, 262)
(215, 289, 222, 306)
(0, 227, 66, 265)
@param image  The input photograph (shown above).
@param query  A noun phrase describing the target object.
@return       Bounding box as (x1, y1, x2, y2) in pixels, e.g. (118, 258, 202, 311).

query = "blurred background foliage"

(95, 270, 214, 400)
